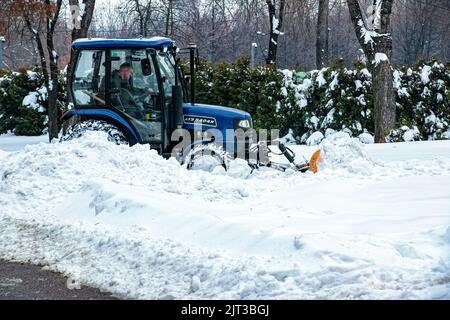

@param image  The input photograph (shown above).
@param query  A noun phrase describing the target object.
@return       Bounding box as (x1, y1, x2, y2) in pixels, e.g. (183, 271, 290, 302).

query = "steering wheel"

(115, 88, 145, 117)
(118, 88, 137, 104)
(136, 88, 156, 102)
(136, 92, 150, 104)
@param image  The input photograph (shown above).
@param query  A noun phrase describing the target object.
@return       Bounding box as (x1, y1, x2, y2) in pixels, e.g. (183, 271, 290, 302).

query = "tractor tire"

(60, 120, 128, 145)
(185, 143, 231, 172)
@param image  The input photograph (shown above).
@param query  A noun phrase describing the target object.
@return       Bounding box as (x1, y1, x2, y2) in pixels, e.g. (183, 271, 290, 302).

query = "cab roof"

(72, 37, 174, 49)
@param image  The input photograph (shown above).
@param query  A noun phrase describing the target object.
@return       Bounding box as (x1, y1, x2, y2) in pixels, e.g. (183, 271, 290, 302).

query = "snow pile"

(317, 132, 450, 178)
(1, 133, 450, 299)
(306, 131, 324, 146)
(358, 132, 375, 144)
(325, 128, 336, 137)
(223, 158, 253, 179)
(0, 132, 256, 206)
(318, 132, 377, 175)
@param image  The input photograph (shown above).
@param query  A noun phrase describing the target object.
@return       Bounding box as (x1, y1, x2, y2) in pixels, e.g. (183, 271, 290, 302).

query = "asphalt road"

(0, 260, 117, 300)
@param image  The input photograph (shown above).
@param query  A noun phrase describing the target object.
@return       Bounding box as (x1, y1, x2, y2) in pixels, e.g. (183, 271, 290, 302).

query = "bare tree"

(3, 0, 449, 72)
(316, 0, 329, 67)
(124, 0, 156, 37)
(392, 0, 450, 65)
(282, 0, 318, 69)
(1, 2, 38, 69)
(266, 0, 286, 66)
(204, 0, 227, 62)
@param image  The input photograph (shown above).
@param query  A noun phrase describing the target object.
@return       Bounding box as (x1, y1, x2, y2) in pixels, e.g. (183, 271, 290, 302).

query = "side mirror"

(141, 58, 152, 76)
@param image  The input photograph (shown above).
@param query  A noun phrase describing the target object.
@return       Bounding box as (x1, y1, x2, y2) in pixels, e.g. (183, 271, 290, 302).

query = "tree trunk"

(372, 59, 395, 142)
(346, 0, 395, 143)
(266, 0, 285, 66)
(46, 0, 63, 142)
(47, 74, 59, 141)
(165, 0, 173, 37)
(47, 34, 59, 141)
(316, 0, 329, 68)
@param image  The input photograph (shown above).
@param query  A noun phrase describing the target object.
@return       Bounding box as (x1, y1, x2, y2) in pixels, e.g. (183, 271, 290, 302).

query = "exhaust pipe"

(188, 43, 197, 104)
(173, 84, 183, 129)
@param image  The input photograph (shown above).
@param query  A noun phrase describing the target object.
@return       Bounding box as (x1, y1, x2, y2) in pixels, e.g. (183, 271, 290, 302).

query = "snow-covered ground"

(0, 133, 48, 152)
(0, 132, 449, 299)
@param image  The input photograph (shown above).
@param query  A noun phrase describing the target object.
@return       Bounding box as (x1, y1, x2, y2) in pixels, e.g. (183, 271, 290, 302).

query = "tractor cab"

(64, 37, 253, 158)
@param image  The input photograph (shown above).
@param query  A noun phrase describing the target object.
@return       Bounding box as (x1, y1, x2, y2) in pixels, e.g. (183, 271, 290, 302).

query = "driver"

(98, 62, 154, 117)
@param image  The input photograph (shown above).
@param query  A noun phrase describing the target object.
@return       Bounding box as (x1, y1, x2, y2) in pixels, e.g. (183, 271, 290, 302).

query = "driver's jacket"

(98, 71, 146, 118)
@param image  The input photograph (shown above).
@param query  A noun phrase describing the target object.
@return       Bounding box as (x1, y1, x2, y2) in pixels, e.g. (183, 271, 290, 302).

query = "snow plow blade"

(255, 142, 321, 173)
(309, 149, 321, 173)
(292, 149, 321, 173)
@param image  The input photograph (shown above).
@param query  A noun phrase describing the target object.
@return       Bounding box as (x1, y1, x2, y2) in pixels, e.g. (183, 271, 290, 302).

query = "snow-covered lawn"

(0, 132, 449, 299)
(0, 133, 48, 152)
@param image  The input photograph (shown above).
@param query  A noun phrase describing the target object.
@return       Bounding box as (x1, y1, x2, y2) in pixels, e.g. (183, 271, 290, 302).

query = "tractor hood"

(182, 103, 251, 130)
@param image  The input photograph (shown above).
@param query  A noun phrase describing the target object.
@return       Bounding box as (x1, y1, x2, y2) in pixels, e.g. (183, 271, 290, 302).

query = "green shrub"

(196, 58, 450, 143)
(394, 59, 450, 140)
(0, 67, 66, 136)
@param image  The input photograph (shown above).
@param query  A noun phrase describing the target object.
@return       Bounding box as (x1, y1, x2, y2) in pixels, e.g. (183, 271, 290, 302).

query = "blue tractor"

(61, 37, 320, 172)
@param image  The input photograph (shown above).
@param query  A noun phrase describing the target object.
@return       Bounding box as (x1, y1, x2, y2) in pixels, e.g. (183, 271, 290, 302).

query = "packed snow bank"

(1, 131, 450, 299)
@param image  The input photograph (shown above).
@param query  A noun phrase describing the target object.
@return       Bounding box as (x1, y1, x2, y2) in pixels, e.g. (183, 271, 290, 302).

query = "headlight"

(237, 119, 251, 129)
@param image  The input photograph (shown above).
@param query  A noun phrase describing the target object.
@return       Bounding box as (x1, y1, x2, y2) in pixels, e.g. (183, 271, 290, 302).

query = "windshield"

(105, 49, 159, 117)
(106, 49, 162, 142)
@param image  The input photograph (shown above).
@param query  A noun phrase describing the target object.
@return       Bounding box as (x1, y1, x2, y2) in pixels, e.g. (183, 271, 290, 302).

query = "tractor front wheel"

(60, 120, 128, 145)
(185, 143, 231, 172)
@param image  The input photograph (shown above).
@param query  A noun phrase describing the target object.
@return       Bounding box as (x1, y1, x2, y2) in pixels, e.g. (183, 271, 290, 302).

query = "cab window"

(106, 49, 160, 120)
(73, 50, 105, 105)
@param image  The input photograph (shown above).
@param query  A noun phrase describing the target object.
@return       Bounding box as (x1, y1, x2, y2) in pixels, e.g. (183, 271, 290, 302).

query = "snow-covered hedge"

(281, 60, 375, 143)
(196, 58, 291, 137)
(2, 59, 448, 140)
(196, 58, 450, 143)
(0, 68, 65, 136)
(391, 61, 450, 141)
